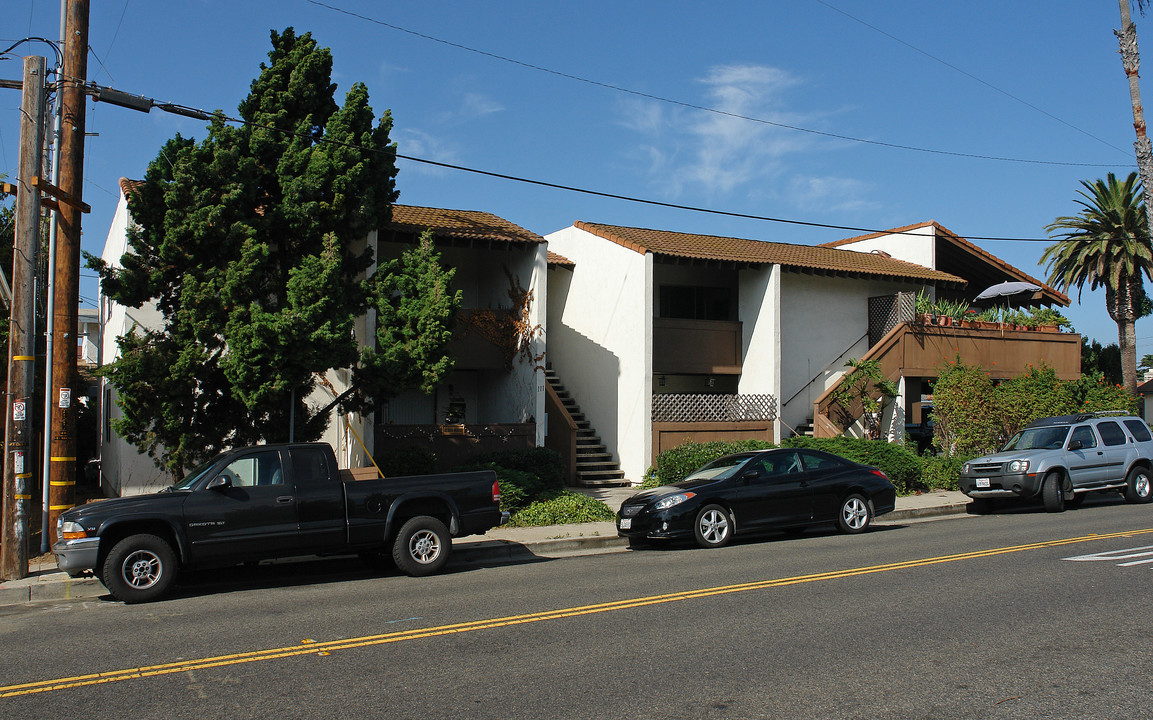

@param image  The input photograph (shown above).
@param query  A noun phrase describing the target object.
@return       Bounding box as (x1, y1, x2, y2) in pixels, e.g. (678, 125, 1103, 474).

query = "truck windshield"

(1001, 426, 1069, 452)
(167, 459, 217, 492)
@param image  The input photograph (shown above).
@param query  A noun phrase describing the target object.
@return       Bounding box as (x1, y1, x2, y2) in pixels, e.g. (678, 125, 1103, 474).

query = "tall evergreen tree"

(90, 29, 460, 475)
(1043, 172, 1153, 396)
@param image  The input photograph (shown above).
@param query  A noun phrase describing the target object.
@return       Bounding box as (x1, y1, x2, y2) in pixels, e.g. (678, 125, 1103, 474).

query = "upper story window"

(659, 285, 735, 321)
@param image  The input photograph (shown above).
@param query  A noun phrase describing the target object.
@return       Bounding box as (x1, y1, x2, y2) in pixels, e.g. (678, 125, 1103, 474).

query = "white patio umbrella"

(973, 281, 1043, 306)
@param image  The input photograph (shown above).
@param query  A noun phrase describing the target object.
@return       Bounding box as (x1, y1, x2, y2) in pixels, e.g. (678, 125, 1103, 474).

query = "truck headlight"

(962, 463, 970, 475)
(1007, 460, 1029, 473)
(59, 521, 88, 540)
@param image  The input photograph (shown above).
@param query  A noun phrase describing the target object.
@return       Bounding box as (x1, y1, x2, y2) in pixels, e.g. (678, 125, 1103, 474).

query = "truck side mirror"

(1067, 439, 1082, 451)
(207, 475, 233, 490)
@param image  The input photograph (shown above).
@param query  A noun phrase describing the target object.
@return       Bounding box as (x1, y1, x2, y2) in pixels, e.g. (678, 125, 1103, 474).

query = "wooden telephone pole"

(0, 56, 46, 581)
(45, 0, 89, 545)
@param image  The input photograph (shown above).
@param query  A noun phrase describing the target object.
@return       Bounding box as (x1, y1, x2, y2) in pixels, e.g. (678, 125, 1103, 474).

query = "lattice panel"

(651, 393, 778, 422)
(868, 292, 915, 347)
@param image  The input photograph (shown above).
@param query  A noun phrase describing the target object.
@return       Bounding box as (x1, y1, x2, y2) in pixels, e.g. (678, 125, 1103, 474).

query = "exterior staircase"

(544, 368, 629, 487)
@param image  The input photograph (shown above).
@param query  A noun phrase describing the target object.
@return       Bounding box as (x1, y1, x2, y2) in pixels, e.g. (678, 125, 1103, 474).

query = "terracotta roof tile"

(547, 251, 574, 268)
(389, 205, 545, 245)
(118, 177, 144, 197)
(573, 221, 964, 284)
(821, 220, 1070, 305)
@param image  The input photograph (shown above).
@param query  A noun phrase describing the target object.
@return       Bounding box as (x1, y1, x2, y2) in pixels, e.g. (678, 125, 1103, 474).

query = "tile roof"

(821, 220, 1070, 305)
(389, 205, 545, 245)
(573, 221, 964, 284)
(547, 251, 574, 268)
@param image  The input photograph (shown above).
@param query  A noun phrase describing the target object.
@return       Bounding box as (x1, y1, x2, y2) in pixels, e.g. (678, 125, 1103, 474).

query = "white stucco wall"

(833, 226, 937, 269)
(737, 265, 781, 437)
(545, 226, 652, 482)
(98, 193, 170, 495)
(777, 273, 921, 434)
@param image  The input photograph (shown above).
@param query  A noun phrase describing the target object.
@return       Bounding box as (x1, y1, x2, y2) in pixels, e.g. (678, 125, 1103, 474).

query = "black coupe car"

(617, 448, 896, 548)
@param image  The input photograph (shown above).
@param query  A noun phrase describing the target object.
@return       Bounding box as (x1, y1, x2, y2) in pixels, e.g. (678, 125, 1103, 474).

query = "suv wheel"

(1125, 466, 1153, 504)
(1041, 472, 1065, 513)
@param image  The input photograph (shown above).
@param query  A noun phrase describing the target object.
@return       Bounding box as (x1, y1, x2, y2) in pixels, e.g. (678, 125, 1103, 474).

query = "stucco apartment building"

(545, 220, 1076, 485)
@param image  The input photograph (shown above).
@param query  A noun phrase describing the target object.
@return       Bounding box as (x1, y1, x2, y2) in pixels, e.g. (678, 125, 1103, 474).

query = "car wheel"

(836, 494, 873, 533)
(392, 516, 451, 576)
(1041, 472, 1065, 513)
(101, 534, 178, 604)
(1125, 466, 1153, 504)
(693, 504, 733, 548)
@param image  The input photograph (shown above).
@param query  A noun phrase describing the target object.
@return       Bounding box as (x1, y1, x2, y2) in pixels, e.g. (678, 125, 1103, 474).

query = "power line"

(306, 0, 1126, 169)
(93, 82, 1062, 243)
(814, 0, 1131, 157)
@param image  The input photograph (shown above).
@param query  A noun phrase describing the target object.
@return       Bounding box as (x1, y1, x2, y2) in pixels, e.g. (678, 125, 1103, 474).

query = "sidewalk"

(0, 489, 971, 607)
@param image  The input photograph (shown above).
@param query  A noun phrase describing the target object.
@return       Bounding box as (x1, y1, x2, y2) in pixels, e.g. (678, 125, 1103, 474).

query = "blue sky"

(1, 1, 1149, 355)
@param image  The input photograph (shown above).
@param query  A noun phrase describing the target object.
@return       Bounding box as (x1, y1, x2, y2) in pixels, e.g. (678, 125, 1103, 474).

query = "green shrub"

(375, 446, 436, 477)
(643, 439, 775, 488)
(466, 447, 565, 494)
(919, 453, 970, 492)
(782, 437, 923, 494)
(508, 490, 617, 526)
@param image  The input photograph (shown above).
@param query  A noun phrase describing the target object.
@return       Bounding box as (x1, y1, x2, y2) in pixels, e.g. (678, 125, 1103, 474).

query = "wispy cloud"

(784, 175, 878, 213)
(394, 128, 458, 176)
(622, 63, 840, 204)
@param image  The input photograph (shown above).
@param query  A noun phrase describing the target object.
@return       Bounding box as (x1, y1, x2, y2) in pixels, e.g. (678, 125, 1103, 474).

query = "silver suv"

(958, 412, 1153, 512)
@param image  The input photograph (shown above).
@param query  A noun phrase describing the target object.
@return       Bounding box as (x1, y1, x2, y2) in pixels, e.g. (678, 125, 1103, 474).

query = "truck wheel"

(1041, 472, 1065, 513)
(1125, 467, 1153, 504)
(101, 534, 178, 603)
(392, 516, 451, 577)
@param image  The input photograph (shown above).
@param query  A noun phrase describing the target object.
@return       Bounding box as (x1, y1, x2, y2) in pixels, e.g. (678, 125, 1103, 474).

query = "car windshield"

(167, 458, 218, 492)
(681, 455, 751, 483)
(1001, 426, 1069, 452)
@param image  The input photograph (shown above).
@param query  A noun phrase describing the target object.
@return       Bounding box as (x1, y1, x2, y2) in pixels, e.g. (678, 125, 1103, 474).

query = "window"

(1124, 419, 1153, 443)
(759, 452, 803, 477)
(221, 450, 283, 487)
(291, 446, 331, 487)
(1069, 426, 1097, 450)
(659, 285, 735, 321)
(1096, 421, 1127, 447)
(799, 451, 846, 472)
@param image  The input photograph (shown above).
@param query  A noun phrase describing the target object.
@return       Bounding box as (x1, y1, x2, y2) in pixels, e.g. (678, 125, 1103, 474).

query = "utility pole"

(46, 0, 89, 544)
(0, 56, 46, 581)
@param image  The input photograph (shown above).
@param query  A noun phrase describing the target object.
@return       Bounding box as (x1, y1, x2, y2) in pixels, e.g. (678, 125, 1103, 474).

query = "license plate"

(620, 518, 632, 530)
(976, 478, 990, 489)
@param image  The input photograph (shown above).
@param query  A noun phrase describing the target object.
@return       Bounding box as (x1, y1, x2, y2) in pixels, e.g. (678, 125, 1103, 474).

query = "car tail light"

(492, 479, 501, 503)
(870, 470, 889, 480)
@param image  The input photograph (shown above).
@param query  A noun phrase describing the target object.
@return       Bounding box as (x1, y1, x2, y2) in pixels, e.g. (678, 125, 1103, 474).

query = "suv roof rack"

(1024, 410, 1133, 428)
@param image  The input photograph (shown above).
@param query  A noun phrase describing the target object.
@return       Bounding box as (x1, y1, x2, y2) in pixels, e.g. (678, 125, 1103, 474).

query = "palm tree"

(1117, 1, 1153, 239)
(1043, 172, 1153, 396)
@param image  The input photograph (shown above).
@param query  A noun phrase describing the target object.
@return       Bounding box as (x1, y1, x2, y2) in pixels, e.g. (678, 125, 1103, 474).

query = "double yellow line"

(4, 527, 1151, 699)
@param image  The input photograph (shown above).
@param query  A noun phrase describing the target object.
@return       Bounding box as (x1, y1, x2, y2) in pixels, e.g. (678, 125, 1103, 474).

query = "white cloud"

(393, 128, 458, 176)
(460, 93, 504, 118)
(785, 176, 878, 213)
(622, 63, 832, 202)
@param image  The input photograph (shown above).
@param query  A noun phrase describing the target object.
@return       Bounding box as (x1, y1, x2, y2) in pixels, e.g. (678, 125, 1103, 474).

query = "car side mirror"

(740, 469, 758, 483)
(1067, 440, 1082, 451)
(207, 475, 232, 490)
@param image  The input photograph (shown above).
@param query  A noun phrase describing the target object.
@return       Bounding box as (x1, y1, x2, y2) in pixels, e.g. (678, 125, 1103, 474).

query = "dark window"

(659, 285, 735, 320)
(1097, 421, 1127, 446)
(760, 451, 804, 477)
(1124, 419, 1153, 442)
(291, 446, 331, 486)
(1069, 426, 1097, 449)
(799, 450, 846, 472)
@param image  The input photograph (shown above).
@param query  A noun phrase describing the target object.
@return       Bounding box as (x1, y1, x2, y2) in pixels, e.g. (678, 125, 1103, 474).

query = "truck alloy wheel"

(101, 533, 178, 603)
(392, 516, 451, 576)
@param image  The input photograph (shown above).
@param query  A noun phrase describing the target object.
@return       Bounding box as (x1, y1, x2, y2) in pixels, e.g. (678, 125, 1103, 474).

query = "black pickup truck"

(52, 442, 507, 602)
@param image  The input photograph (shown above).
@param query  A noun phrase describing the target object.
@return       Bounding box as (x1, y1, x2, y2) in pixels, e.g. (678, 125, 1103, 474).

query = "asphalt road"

(2, 496, 1152, 719)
